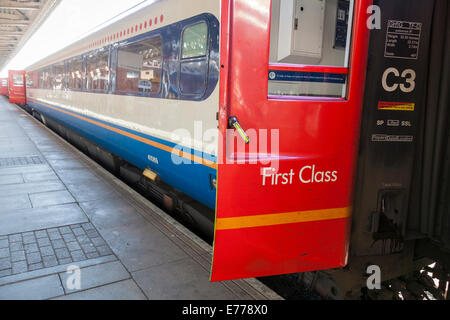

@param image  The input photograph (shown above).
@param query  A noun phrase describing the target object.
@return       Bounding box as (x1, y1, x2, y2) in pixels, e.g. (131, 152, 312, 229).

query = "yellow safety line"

(216, 207, 352, 230)
(29, 99, 218, 169)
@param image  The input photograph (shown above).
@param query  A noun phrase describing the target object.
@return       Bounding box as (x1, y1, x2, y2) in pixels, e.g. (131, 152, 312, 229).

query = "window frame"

(180, 21, 209, 60)
(52, 61, 67, 91)
(37, 68, 44, 89)
(178, 19, 211, 99)
(39, 67, 53, 90)
(13, 74, 24, 87)
(66, 55, 85, 92)
(267, 0, 356, 101)
(84, 46, 111, 94)
(114, 33, 164, 98)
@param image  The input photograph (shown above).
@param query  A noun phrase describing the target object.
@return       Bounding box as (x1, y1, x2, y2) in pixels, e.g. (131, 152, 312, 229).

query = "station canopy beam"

(0, 0, 61, 71)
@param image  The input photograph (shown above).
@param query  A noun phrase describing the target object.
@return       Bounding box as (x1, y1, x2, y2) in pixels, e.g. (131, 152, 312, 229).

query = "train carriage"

(21, 0, 450, 298)
(0, 78, 8, 96)
(8, 71, 26, 104)
(24, 0, 370, 282)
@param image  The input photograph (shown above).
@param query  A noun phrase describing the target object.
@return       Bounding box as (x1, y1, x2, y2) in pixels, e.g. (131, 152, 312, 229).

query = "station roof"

(0, 0, 61, 71)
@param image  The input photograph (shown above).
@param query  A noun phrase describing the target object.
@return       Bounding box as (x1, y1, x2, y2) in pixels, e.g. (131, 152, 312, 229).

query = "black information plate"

(384, 20, 422, 60)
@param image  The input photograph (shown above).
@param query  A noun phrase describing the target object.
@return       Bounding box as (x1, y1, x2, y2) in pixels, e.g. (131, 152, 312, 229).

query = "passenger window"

(116, 36, 162, 96)
(181, 22, 208, 59)
(38, 69, 44, 89)
(13, 74, 24, 87)
(39, 68, 53, 89)
(26, 72, 35, 89)
(53, 62, 66, 90)
(86, 49, 110, 91)
(268, 0, 354, 98)
(180, 22, 209, 98)
(1, 80, 7, 87)
(67, 57, 84, 90)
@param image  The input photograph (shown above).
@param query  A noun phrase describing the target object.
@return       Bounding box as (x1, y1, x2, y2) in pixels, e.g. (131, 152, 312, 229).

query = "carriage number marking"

(382, 67, 416, 93)
(148, 155, 159, 164)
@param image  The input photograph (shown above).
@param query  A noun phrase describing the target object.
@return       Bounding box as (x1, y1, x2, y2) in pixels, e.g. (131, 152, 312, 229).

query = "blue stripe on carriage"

(28, 98, 217, 209)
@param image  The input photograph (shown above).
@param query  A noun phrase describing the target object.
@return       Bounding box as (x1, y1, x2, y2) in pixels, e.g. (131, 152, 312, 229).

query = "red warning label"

(378, 101, 415, 111)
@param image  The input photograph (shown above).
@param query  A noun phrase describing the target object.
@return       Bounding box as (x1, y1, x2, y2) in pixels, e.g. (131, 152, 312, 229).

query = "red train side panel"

(8, 70, 27, 104)
(211, 0, 371, 281)
(0, 78, 8, 96)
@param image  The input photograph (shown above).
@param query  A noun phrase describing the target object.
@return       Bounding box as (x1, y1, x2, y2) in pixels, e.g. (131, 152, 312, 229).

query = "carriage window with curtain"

(86, 49, 110, 91)
(116, 36, 162, 96)
(269, 0, 354, 98)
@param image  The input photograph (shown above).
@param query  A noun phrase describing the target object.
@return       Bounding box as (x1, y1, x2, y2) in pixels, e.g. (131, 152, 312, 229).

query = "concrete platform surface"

(0, 97, 282, 300)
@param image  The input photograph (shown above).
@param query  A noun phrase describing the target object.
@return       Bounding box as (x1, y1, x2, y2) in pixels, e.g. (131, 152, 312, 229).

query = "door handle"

(228, 116, 250, 144)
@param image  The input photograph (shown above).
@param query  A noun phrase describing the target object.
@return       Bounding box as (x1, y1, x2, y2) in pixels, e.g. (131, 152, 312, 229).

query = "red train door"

(0, 78, 8, 96)
(212, 0, 371, 281)
(8, 70, 27, 104)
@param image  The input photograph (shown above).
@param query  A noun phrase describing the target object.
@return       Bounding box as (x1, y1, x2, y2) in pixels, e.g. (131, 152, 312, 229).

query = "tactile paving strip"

(0, 156, 45, 168)
(0, 223, 114, 278)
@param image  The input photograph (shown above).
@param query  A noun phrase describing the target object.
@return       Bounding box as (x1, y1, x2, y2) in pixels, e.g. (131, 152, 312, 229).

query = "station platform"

(0, 96, 281, 300)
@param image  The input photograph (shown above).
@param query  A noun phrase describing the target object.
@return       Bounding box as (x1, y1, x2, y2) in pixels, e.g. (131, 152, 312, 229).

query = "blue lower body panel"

(28, 99, 217, 209)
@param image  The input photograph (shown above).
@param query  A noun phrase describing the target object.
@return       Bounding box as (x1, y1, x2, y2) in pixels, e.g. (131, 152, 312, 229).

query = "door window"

(269, 0, 354, 98)
(13, 74, 24, 87)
